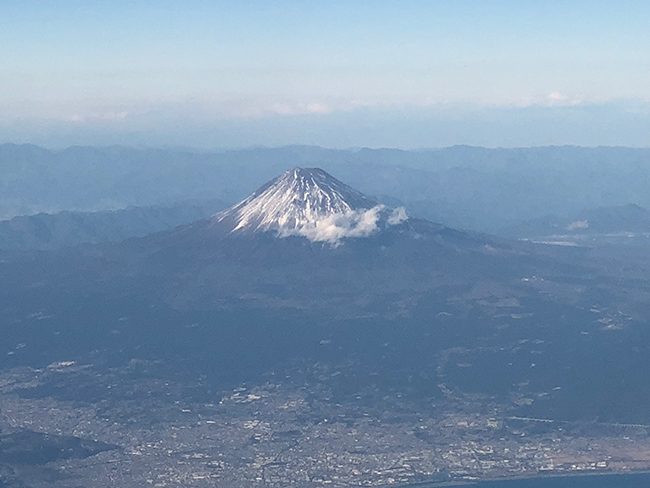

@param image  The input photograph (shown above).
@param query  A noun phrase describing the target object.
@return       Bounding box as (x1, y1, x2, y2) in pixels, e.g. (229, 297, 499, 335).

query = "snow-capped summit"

(213, 167, 408, 244)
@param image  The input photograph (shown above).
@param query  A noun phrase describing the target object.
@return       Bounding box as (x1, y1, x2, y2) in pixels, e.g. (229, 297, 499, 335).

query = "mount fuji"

(211, 167, 408, 244)
(3, 166, 535, 316)
(65, 166, 547, 316)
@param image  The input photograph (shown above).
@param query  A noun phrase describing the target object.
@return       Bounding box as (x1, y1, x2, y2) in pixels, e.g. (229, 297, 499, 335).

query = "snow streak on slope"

(214, 168, 408, 244)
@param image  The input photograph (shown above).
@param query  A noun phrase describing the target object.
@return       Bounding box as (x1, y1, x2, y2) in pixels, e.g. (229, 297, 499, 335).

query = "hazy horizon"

(2, 1, 649, 148)
(2, 97, 648, 150)
(2, 139, 650, 153)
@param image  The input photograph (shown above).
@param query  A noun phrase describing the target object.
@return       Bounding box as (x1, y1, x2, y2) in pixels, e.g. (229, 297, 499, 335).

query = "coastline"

(394, 469, 650, 487)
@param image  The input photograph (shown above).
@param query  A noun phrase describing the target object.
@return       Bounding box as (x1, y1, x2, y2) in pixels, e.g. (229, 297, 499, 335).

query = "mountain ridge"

(0, 199, 227, 250)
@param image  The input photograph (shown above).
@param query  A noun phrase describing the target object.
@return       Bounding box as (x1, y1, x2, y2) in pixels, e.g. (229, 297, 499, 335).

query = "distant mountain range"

(2, 144, 649, 232)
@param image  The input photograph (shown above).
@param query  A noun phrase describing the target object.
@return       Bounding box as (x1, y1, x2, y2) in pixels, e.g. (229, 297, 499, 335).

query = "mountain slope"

(0, 199, 226, 250)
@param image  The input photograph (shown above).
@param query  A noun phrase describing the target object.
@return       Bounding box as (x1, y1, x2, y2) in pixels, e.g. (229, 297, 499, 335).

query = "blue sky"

(1, 1, 648, 147)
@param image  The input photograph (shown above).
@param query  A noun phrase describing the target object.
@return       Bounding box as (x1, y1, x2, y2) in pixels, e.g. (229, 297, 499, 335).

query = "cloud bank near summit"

(279, 206, 408, 245)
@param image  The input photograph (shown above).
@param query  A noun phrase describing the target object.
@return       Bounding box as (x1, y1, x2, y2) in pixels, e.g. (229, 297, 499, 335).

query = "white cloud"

(68, 111, 130, 122)
(388, 206, 408, 225)
(548, 92, 567, 101)
(566, 220, 589, 231)
(269, 101, 338, 116)
(280, 205, 409, 245)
